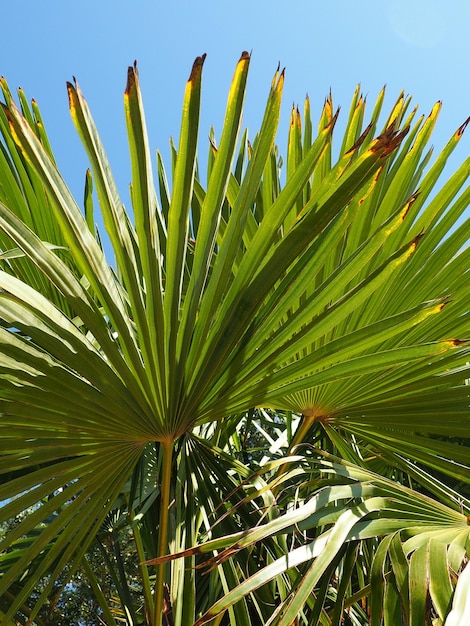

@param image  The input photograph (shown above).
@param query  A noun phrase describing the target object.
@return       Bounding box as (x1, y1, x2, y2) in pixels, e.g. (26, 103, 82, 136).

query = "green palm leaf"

(0, 53, 469, 625)
(155, 453, 468, 625)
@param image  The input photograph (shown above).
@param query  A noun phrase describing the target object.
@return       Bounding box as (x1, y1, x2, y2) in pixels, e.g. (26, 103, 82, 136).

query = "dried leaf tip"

(450, 338, 469, 347)
(325, 107, 340, 133)
(125, 64, 137, 95)
(67, 76, 80, 96)
(240, 50, 251, 61)
(457, 115, 470, 137)
(401, 191, 420, 220)
(189, 53, 207, 83)
(373, 124, 409, 156)
(346, 121, 374, 154)
(66, 81, 76, 108)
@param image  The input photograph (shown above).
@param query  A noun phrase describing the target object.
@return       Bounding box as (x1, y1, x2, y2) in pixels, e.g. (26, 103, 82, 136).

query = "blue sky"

(2, 0, 469, 219)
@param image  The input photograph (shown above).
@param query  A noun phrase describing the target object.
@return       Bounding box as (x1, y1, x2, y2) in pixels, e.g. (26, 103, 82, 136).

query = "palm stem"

(154, 439, 174, 626)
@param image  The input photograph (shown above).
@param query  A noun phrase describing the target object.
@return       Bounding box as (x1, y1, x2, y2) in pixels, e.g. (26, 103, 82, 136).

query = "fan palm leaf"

(156, 453, 469, 626)
(0, 52, 469, 624)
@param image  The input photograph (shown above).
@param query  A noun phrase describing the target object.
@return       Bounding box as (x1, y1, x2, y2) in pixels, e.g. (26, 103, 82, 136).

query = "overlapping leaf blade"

(0, 55, 469, 625)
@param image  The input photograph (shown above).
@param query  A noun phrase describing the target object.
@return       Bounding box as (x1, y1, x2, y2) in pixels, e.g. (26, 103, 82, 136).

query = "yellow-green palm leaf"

(0, 53, 469, 624)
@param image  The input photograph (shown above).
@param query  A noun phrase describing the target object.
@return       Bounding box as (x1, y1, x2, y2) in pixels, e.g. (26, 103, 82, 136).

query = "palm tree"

(0, 52, 470, 625)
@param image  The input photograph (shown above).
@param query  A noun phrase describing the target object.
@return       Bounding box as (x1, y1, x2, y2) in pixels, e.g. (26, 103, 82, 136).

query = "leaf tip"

(346, 120, 374, 154)
(66, 81, 76, 112)
(373, 124, 409, 157)
(401, 191, 420, 220)
(125, 67, 135, 97)
(450, 338, 469, 347)
(457, 116, 470, 137)
(189, 53, 207, 83)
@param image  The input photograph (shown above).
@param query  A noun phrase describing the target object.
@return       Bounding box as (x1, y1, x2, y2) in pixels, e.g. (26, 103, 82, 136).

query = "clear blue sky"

(2, 0, 469, 223)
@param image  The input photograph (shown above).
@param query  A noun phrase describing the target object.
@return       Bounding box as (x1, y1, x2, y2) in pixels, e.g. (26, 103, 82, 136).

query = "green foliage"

(0, 53, 470, 625)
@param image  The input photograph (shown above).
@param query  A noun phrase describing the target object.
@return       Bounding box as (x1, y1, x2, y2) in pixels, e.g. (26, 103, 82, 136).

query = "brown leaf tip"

(66, 81, 76, 107)
(240, 50, 251, 60)
(401, 191, 420, 219)
(374, 125, 409, 157)
(345, 121, 374, 155)
(412, 232, 425, 247)
(451, 338, 469, 347)
(457, 116, 470, 137)
(189, 53, 207, 83)
(326, 107, 340, 133)
(125, 65, 136, 95)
